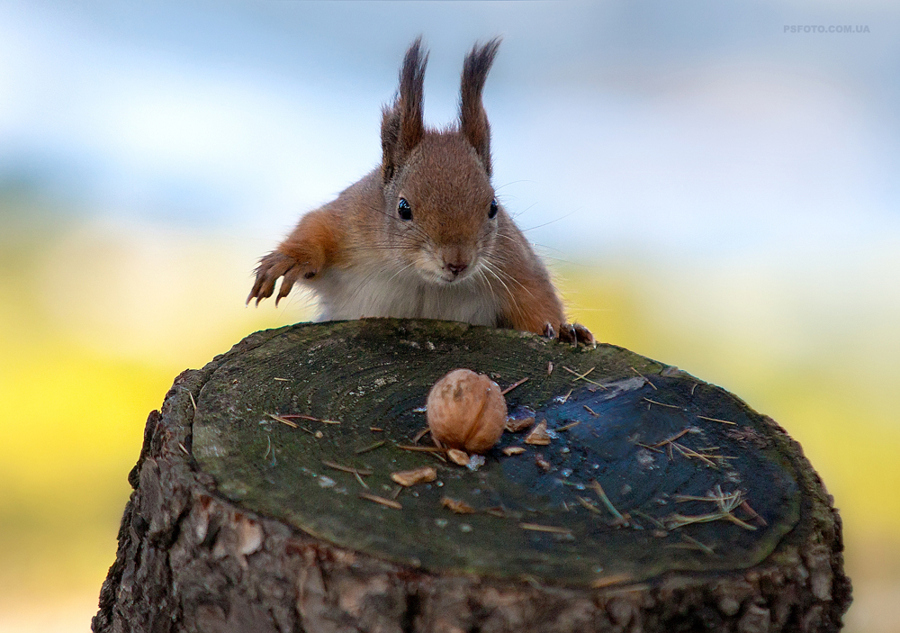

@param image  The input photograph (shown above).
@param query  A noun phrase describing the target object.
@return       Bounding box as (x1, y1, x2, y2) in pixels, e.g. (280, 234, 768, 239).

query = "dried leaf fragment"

(505, 416, 535, 433)
(441, 496, 476, 514)
(390, 466, 437, 487)
(525, 420, 551, 445)
(502, 446, 526, 456)
(447, 448, 470, 466)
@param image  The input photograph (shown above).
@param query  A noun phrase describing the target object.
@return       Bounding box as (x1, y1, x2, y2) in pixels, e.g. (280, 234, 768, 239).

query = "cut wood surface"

(93, 319, 851, 633)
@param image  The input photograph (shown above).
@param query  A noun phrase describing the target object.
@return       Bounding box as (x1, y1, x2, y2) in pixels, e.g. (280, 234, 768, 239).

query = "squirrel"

(248, 38, 593, 345)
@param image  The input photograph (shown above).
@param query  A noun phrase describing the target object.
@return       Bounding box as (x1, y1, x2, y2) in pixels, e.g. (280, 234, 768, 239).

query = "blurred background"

(1, 1, 898, 630)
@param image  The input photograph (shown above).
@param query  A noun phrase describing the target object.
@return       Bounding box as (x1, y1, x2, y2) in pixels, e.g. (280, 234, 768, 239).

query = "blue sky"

(2, 0, 897, 260)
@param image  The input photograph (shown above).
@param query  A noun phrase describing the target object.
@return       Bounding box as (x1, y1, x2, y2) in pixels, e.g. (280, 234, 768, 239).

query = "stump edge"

(93, 322, 852, 633)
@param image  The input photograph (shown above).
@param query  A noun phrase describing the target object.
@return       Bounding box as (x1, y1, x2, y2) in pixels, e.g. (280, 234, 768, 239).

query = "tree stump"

(93, 319, 851, 633)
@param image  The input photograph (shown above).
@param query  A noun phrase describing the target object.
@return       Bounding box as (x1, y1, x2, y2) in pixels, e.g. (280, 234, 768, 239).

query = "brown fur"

(248, 39, 592, 345)
(459, 38, 500, 177)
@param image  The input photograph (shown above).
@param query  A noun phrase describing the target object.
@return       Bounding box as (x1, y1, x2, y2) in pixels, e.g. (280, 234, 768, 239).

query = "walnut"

(426, 369, 508, 454)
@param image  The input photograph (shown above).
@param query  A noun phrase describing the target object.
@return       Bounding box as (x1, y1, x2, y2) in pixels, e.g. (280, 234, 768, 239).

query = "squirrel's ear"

(381, 38, 428, 183)
(459, 37, 501, 178)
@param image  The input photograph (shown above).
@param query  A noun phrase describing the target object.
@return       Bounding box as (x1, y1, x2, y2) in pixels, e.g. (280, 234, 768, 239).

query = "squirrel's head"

(379, 38, 504, 286)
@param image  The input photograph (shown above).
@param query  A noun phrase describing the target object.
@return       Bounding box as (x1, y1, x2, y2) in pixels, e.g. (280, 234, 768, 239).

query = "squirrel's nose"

(446, 262, 468, 277)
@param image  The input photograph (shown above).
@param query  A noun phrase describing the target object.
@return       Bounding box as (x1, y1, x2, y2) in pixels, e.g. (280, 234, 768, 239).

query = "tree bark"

(93, 319, 851, 632)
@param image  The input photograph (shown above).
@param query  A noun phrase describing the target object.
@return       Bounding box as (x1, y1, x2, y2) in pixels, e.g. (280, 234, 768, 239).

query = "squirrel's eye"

(398, 198, 412, 221)
(488, 199, 499, 219)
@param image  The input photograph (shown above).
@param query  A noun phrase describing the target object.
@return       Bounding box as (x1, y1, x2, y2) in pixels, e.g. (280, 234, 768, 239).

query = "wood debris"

(679, 533, 715, 555)
(696, 415, 737, 426)
(322, 460, 373, 477)
(266, 413, 297, 428)
(590, 480, 626, 523)
(630, 366, 657, 390)
(740, 500, 768, 526)
(651, 428, 693, 447)
(561, 365, 607, 389)
(519, 522, 572, 536)
(576, 496, 602, 514)
(670, 443, 720, 468)
(390, 466, 437, 487)
(358, 492, 402, 510)
(183, 389, 197, 411)
(280, 413, 341, 425)
(355, 440, 386, 454)
(534, 454, 551, 471)
(397, 444, 445, 453)
(639, 428, 733, 468)
(726, 427, 770, 448)
(643, 398, 682, 410)
(666, 486, 756, 531)
(501, 377, 529, 395)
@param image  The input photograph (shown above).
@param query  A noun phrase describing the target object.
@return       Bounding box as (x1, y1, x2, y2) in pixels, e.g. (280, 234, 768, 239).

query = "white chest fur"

(311, 265, 503, 327)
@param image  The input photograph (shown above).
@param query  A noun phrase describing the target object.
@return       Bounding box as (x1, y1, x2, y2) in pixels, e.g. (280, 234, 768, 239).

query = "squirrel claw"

(275, 266, 303, 306)
(542, 323, 556, 339)
(572, 323, 595, 347)
(249, 251, 310, 306)
(556, 322, 595, 347)
(558, 323, 577, 344)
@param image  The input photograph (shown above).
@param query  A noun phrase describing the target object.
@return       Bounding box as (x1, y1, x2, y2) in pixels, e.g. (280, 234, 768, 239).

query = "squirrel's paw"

(545, 322, 595, 347)
(247, 250, 320, 306)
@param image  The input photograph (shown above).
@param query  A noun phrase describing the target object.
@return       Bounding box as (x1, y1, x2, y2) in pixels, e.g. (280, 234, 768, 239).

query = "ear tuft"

(381, 37, 429, 183)
(459, 37, 501, 177)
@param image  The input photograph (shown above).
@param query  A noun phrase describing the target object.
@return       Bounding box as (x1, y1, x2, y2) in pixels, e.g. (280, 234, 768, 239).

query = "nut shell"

(426, 369, 508, 454)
